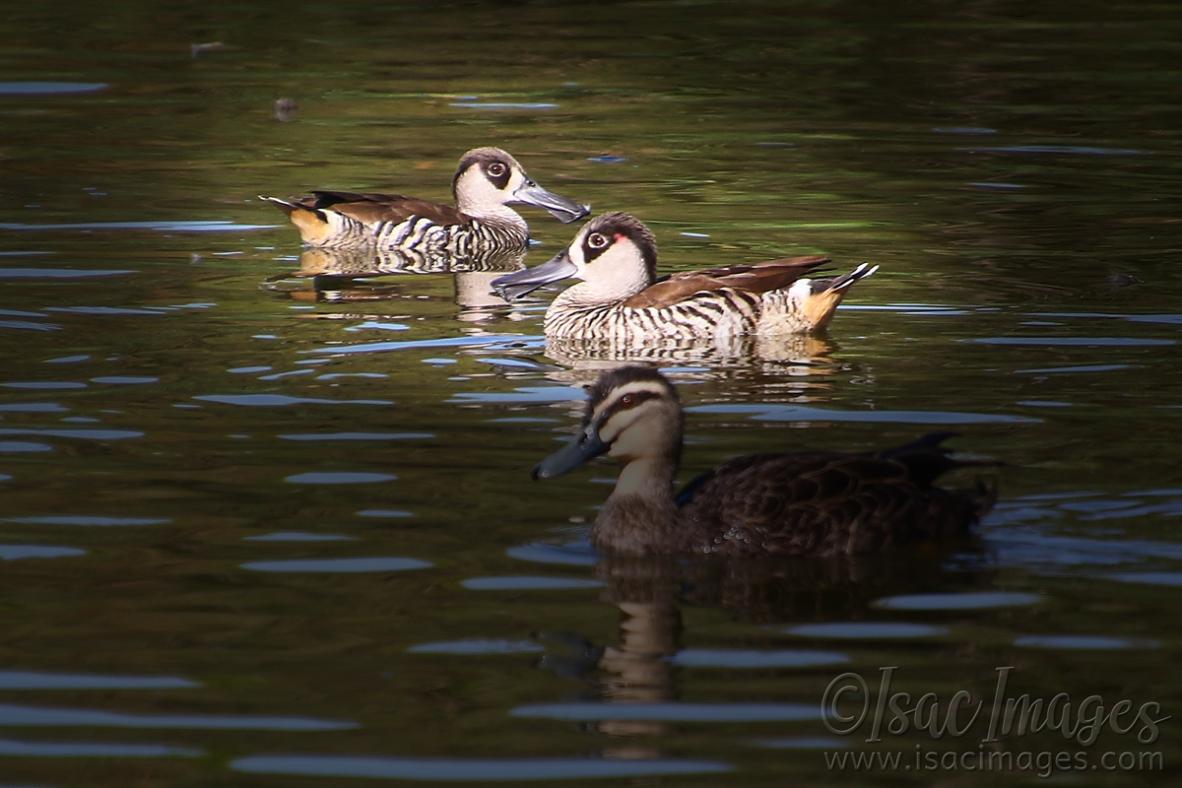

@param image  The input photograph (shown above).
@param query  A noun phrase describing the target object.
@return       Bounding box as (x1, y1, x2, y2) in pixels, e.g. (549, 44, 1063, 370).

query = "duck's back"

(675, 435, 991, 557)
(263, 190, 530, 252)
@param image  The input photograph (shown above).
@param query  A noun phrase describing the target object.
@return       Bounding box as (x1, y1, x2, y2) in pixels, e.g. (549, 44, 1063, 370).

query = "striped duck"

(260, 147, 588, 251)
(531, 367, 994, 557)
(492, 212, 877, 339)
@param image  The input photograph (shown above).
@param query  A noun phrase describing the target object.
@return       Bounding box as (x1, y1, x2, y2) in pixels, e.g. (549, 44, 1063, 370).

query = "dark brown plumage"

(675, 435, 990, 556)
(533, 367, 995, 558)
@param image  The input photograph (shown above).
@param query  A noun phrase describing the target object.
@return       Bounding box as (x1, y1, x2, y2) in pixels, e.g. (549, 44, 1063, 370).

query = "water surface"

(1, 1, 1180, 785)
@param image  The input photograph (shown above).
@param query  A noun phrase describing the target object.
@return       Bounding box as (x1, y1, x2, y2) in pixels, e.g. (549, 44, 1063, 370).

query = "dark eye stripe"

(484, 161, 511, 190)
(598, 389, 659, 427)
(582, 232, 612, 262)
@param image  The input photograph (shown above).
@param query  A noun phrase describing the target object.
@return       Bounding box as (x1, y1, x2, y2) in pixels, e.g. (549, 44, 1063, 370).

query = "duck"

(492, 212, 877, 339)
(530, 367, 994, 557)
(260, 147, 589, 252)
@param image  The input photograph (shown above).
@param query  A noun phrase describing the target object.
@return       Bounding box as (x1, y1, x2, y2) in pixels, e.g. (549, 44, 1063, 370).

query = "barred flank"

(546, 289, 767, 340)
(321, 215, 528, 252)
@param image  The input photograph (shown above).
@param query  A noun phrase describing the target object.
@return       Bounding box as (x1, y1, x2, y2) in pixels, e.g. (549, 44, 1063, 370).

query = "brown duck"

(531, 367, 995, 557)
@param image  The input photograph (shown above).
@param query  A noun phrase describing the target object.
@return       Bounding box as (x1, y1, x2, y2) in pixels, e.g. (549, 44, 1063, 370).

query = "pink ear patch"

(613, 232, 627, 243)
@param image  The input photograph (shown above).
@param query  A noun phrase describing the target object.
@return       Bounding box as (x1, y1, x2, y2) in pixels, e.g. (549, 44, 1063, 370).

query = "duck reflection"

(264, 244, 526, 313)
(542, 332, 836, 372)
(535, 550, 986, 748)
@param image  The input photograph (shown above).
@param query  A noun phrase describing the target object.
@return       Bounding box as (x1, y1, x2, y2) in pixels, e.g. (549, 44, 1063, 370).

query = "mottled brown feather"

(675, 447, 987, 557)
(621, 255, 831, 309)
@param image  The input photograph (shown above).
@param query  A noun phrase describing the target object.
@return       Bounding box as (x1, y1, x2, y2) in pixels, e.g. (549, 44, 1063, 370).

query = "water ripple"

(1015, 363, 1133, 374)
(506, 541, 598, 567)
(0, 81, 109, 94)
(45, 306, 165, 317)
(784, 622, 947, 639)
(450, 101, 559, 110)
(0, 320, 60, 332)
(0, 703, 354, 731)
(689, 403, 1038, 425)
(0, 382, 86, 390)
(2, 516, 169, 527)
(451, 386, 584, 405)
(750, 736, 850, 750)
(670, 648, 849, 669)
(0, 671, 196, 690)
(242, 557, 432, 573)
(91, 376, 158, 385)
(0, 545, 85, 560)
(283, 472, 396, 485)
(461, 576, 602, 591)
(279, 432, 431, 442)
(512, 701, 817, 723)
(0, 737, 201, 758)
(313, 333, 543, 355)
(967, 144, 1146, 156)
(0, 220, 277, 233)
(244, 532, 355, 543)
(874, 591, 1042, 611)
(194, 394, 392, 407)
(233, 754, 730, 780)
(407, 639, 544, 655)
(0, 403, 68, 413)
(1104, 572, 1182, 587)
(0, 268, 133, 279)
(356, 509, 412, 519)
(1013, 635, 1156, 651)
(971, 336, 1173, 347)
(0, 442, 52, 453)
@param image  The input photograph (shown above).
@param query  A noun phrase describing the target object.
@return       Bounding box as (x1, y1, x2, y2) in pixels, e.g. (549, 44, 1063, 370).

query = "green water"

(1, 1, 1180, 785)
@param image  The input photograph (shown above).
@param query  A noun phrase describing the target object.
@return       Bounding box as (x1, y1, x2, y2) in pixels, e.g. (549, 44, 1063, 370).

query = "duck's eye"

(619, 393, 636, 407)
(587, 232, 609, 250)
(487, 162, 508, 178)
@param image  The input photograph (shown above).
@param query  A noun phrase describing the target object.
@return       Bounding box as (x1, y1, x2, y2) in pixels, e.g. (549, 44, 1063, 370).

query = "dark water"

(2, 1, 1181, 785)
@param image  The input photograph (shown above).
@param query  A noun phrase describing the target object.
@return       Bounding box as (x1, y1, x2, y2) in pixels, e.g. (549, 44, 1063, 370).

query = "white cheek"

(506, 170, 525, 192)
(568, 242, 589, 278)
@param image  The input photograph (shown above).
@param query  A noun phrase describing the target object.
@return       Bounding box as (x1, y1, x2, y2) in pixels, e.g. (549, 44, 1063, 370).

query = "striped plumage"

(531, 367, 995, 558)
(492, 212, 877, 340)
(260, 147, 588, 251)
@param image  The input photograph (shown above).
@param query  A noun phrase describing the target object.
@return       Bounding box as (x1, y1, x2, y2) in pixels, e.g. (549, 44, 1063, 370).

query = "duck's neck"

(554, 268, 653, 306)
(613, 458, 678, 500)
(457, 201, 527, 230)
(593, 455, 684, 555)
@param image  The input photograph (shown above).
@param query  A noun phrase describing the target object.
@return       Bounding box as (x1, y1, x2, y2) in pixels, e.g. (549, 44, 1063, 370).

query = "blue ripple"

(242, 557, 432, 573)
(233, 754, 730, 780)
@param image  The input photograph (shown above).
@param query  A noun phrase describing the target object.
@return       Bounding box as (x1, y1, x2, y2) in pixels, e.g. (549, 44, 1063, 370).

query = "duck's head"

(493, 212, 659, 301)
(452, 147, 588, 223)
(533, 366, 682, 480)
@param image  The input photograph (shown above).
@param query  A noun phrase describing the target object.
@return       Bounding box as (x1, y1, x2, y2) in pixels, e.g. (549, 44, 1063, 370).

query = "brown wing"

(622, 255, 831, 309)
(677, 442, 986, 557)
(298, 191, 471, 227)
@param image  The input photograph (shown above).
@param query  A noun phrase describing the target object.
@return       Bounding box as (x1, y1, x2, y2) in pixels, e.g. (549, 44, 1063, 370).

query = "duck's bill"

(532, 424, 608, 480)
(511, 181, 590, 223)
(491, 249, 577, 301)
